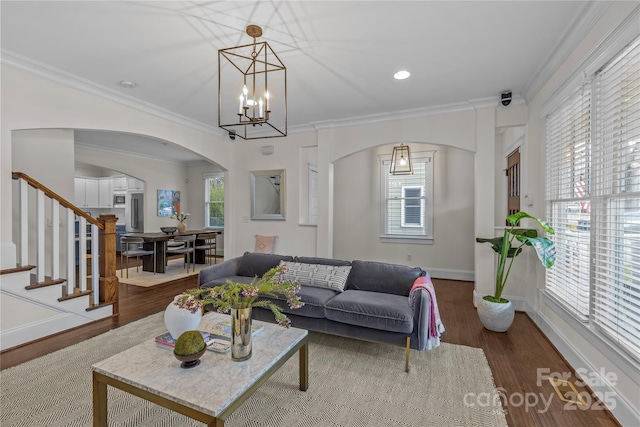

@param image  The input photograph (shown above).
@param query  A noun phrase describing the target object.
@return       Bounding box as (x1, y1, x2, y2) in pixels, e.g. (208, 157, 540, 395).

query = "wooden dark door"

(507, 148, 521, 222)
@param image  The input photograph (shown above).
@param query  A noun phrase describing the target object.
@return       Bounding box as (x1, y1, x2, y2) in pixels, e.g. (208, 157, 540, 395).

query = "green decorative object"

(173, 330, 206, 368)
(475, 211, 556, 332)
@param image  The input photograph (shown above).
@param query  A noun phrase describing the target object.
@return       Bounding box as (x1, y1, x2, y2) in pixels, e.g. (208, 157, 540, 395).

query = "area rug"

(0, 313, 507, 427)
(119, 258, 212, 287)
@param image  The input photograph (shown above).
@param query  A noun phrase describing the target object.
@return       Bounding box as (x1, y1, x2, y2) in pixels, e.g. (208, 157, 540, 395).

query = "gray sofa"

(198, 252, 440, 364)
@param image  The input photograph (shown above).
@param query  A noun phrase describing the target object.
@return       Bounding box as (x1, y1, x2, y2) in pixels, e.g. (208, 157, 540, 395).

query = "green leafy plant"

(476, 211, 556, 303)
(175, 265, 304, 327)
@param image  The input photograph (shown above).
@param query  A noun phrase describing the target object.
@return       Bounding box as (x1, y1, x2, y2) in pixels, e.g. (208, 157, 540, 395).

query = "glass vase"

(231, 307, 252, 361)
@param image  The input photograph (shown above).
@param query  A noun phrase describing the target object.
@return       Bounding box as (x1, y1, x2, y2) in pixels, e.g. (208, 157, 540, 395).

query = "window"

(545, 37, 640, 360)
(205, 174, 224, 228)
(402, 186, 423, 227)
(380, 151, 434, 242)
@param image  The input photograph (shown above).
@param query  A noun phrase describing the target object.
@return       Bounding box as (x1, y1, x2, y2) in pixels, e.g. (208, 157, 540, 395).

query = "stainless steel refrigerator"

(126, 192, 144, 232)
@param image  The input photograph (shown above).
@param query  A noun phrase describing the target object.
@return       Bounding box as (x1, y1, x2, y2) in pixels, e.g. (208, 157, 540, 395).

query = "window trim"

(204, 172, 224, 229)
(544, 35, 640, 364)
(379, 150, 434, 244)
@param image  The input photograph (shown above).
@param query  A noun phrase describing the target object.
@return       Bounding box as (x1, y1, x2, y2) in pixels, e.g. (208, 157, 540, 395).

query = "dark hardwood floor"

(0, 275, 620, 426)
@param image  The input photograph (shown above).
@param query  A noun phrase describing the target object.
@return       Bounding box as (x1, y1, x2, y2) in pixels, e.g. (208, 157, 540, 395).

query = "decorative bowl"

(173, 347, 206, 369)
(161, 226, 177, 234)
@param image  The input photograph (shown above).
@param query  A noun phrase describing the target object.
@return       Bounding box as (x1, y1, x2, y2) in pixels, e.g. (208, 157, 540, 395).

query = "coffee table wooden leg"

(299, 341, 309, 391)
(93, 372, 108, 427)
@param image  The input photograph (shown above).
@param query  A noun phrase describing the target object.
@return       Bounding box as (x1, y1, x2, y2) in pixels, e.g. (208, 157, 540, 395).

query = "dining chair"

(166, 234, 196, 273)
(120, 236, 155, 278)
(195, 232, 219, 265)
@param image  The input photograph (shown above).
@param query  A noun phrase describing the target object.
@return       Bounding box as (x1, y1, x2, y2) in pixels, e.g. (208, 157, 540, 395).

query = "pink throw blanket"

(410, 274, 444, 350)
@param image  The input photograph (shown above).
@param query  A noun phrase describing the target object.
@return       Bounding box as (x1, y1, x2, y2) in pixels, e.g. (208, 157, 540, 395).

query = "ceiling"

(1, 1, 598, 164)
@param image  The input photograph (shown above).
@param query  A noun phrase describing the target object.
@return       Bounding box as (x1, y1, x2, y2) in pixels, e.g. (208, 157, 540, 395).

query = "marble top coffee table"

(92, 312, 308, 426)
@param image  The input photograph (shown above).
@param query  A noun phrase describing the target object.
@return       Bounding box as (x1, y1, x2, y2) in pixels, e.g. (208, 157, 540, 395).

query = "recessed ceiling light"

(117, 80, 137, 89)
(394, 70, 411, 80)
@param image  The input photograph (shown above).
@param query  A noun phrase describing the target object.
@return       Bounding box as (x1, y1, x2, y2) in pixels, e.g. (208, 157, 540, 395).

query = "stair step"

(0, 265, 36, 275)
(25, 277, 66, 290)
(58, 289, 92, 302)
(86, 300, 117, 312)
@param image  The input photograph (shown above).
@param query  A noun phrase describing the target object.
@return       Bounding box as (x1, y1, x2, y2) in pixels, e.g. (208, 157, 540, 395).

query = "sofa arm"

(409, 285, 444, 351)
(198, 257, 241, 288)
(409, 289, 432, 350)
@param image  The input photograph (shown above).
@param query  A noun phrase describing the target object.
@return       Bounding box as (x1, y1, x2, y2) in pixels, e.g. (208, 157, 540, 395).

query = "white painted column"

(316, 128, 334, 258)
(66, 209, 75, 290)
(474, 107, 497, 304)
(51, 199, 60, 279)
(19, 179, 28, 266)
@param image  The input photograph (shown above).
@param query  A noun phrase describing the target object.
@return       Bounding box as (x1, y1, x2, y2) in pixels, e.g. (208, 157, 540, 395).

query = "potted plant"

(475, 211, 555, 332)
(174, 265, 304, 360)
(171, 211, 190, 233)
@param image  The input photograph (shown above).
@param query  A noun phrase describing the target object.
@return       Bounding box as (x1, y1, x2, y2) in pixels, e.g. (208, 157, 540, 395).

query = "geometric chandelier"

(218, 25, 287, 140)
(390, 143, 413, 175)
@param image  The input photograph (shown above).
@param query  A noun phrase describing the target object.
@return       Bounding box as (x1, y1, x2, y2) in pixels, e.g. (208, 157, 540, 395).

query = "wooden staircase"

(0, 172, 120, 351)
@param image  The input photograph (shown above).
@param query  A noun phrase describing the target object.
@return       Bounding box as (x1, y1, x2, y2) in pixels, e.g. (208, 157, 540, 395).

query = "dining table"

(126, 229, 221, 274)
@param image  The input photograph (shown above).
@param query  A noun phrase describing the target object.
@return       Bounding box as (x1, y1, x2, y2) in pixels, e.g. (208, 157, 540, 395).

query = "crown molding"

(1, 50, 222, 137)
(522, 1, 612, 103)
(308, 100, 478, 131)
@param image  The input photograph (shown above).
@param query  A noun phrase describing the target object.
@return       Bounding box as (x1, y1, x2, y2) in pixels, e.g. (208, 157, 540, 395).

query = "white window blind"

(380, 151, 434, 240)
(592, 38, 640, 357)
(545, 84, 592, 320)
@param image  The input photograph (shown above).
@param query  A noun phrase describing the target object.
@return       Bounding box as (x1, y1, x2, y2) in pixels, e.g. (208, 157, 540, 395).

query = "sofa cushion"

(346, 260, 424, 296)
(281, 261, 351, 292)
(262, 285, 338, 319)
(294, 256, 352, 267)
(237, 252, 294, 278)
(200, 275, 255, 289)
(324, 290, 414, 333)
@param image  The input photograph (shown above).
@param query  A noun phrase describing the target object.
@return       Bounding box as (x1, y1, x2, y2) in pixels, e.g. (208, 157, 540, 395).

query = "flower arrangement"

(174, 265, 304, 327)
(171, 212, 190, 223)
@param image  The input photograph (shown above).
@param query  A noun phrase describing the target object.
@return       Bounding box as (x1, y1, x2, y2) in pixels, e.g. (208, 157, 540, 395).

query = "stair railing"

(11, 172, 119, 312)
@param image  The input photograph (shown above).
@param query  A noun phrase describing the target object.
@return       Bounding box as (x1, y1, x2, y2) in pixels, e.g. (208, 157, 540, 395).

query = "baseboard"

(428, 268, 474, 281)
(0, 310, 90, 351)
(520, 299, 640, 426)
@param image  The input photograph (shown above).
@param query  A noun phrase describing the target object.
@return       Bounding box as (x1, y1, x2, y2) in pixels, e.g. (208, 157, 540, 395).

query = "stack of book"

(154, 319, 265, 354)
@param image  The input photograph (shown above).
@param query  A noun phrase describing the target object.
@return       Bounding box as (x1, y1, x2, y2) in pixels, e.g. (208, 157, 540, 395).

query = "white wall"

(1, 64, 231, 243)
(228, 132, 319, 257)
(11, 129, 75, 276)
(333, 142, 475, 276)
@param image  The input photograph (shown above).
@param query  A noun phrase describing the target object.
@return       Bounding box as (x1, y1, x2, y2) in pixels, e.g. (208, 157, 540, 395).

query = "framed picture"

(157, 190, 180, 217)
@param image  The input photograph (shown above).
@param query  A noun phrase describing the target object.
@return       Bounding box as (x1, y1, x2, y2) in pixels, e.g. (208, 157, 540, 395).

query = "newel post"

(98, 214, 119, 314)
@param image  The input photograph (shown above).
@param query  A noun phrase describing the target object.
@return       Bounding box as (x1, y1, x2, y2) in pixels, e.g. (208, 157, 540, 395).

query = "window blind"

(545, 84, 592, 320)
(592, 38, 640, 357)
(381, 152, 433, 239)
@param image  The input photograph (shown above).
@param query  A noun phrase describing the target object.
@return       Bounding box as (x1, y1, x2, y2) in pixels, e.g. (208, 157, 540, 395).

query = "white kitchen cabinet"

(99, 178, 112, 207)
(84, 178, 99, 207)
(112, 176, 127, 191)
(127, 177, 144, 191)
(74, 178, 86, 206)
(74, 177, 99, 207)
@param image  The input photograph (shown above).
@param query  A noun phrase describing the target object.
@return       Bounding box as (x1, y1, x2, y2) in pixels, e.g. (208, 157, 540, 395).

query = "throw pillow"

(254, 235, 276, 254)
(280, 261, 352, 292)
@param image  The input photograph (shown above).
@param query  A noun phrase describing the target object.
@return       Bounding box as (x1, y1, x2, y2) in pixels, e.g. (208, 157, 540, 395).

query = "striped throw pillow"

(280, 261, 351, 292)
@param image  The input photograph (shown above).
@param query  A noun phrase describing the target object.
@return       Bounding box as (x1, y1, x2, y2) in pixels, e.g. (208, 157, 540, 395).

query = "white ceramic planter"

(477, 298, 514, 332)
(164, 296, 202, 339)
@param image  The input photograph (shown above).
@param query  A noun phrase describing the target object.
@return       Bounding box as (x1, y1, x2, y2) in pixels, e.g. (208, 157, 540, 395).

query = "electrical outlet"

(407, 254, 412, 262)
